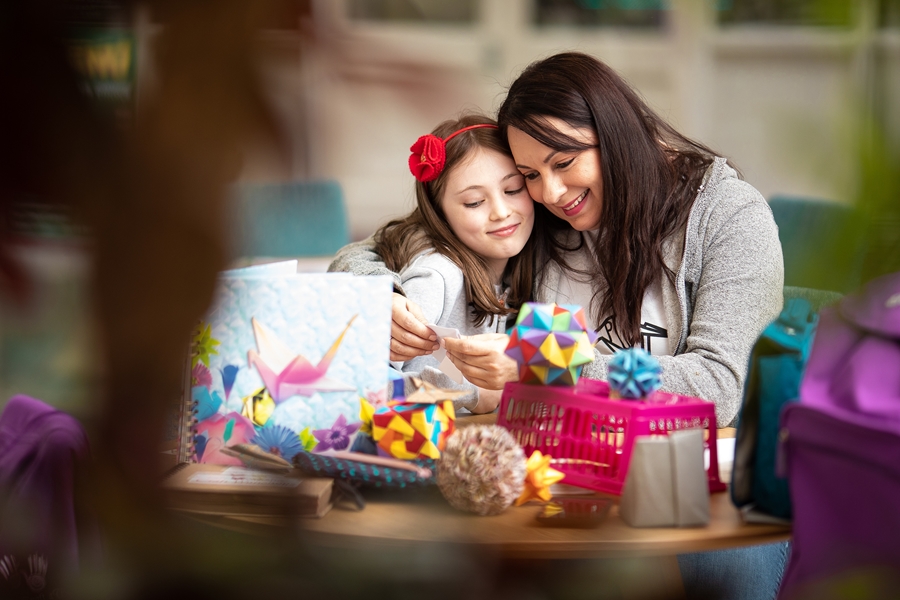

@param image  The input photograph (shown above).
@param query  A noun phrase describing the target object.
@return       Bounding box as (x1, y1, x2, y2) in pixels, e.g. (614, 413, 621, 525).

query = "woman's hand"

(390, 293, 439, 362)
(444, 333, 518, 390)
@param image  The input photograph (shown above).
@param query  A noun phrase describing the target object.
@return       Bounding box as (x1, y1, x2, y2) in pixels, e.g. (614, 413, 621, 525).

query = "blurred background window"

(717, 0, 855, 27)
(535, 0, 666, 28)
(347, 0, 477, 23)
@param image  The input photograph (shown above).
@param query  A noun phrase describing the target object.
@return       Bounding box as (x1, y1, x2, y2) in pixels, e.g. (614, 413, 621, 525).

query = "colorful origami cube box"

(370, 400, 456, 460)
(505, 302, 597, 386)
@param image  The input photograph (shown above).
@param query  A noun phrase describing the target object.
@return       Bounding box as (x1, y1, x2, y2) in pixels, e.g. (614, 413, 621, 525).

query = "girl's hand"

(444, 333, 518, 390)
(390, 293, 439, 362)
(472, 387, 503, 414)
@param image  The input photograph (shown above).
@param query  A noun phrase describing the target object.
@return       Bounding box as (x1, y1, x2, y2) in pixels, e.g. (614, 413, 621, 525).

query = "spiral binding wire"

(177, 335, 200, 464)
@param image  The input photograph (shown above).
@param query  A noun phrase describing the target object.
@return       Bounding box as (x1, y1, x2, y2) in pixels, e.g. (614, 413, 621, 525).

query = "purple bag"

(778, 272, 900, 597)
(0, 395, 90, 572)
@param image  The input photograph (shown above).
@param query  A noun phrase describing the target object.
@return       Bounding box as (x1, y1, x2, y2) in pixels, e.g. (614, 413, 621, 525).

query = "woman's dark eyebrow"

(515, 150, 558, 171)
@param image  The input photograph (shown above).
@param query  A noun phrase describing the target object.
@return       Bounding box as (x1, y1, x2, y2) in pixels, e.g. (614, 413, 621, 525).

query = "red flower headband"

(408, 123, 500, 183)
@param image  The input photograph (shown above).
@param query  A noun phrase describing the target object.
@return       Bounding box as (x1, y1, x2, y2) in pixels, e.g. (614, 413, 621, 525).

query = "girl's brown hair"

(498, 52, 722, 346)
(374, 114, 538, 327)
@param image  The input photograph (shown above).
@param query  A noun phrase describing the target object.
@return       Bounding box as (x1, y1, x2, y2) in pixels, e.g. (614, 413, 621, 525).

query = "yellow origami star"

(515, 450, 565, 506)
(359, 397, 376, 435)
(241, 387, 274, 426)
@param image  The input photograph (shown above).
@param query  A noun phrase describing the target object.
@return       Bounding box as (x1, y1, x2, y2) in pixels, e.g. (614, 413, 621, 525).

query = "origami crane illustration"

(247, 316, 357, 403)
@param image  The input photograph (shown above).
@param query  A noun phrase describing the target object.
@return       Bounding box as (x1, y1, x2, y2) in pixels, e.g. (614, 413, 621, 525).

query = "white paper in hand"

(426, 324, 464, 384)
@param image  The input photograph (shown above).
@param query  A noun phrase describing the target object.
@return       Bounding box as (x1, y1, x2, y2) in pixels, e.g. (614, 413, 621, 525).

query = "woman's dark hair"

(497, 52, 721, 346)
(374, 114, 539, 327)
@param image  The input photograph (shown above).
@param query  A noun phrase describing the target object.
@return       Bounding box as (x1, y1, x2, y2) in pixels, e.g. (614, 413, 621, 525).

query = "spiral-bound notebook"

(175, 260, 393, 465)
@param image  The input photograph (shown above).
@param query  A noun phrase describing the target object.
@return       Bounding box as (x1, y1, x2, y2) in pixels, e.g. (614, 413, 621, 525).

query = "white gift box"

(620, 429, 711, 528)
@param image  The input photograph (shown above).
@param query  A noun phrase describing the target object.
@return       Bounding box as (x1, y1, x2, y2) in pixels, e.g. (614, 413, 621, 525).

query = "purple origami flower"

(313, 414, 360, 452)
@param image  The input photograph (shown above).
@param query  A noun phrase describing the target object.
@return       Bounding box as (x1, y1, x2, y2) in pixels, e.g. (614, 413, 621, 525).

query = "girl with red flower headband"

(360, 114, 541, 413)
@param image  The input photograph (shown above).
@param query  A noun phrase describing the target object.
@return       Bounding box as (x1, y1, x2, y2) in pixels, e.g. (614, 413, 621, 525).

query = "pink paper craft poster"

(186, 269, 392, 465)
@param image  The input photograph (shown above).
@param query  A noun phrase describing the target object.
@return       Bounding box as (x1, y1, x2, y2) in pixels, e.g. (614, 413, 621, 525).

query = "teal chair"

(232, 180, 350, 258)
(769, 195, 866, 294)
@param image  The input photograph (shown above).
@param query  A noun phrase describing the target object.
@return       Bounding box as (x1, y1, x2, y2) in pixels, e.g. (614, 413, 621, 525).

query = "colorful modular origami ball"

(363, 399, 456, 460)
(505, 303, 597, 386)
(607, 348, 663, 399)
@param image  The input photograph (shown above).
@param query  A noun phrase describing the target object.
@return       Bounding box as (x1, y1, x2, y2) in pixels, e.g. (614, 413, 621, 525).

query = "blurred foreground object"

(731, 297, 819, 524)
(0, 395, 92, 580)
(779, 271, 900, 598)
(1, 0, 292, 594)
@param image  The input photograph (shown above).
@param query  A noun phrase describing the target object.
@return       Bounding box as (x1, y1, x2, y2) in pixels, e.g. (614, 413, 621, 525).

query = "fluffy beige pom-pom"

(436, 424, 526, 516)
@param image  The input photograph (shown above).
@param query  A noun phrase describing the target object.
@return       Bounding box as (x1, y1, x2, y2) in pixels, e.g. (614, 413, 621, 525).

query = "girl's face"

(440, 146, 534, 283)
(508, 118, 603, 231)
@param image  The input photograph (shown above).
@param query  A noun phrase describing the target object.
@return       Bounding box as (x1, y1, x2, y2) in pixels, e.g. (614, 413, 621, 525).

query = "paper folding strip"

(505, 303, 597, 386)
(404, 377, 467, 405)
(368, 400, 456, 460)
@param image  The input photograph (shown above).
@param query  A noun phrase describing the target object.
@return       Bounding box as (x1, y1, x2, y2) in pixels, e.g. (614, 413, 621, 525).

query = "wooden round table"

(298, 485, 788, 560)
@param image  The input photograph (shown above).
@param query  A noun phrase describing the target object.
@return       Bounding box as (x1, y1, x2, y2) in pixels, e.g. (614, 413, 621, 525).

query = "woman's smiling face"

(507, 118, 603, 231)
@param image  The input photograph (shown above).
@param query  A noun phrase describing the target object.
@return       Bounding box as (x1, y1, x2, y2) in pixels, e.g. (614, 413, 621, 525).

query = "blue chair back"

(769, 195, 866, 294)
(232, 180, 350, 258)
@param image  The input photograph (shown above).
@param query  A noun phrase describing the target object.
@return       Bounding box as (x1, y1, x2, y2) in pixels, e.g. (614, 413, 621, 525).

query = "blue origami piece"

(192, 385, 223, 421)
(608, 348, 662, 399)
(219, 364, 240, 401)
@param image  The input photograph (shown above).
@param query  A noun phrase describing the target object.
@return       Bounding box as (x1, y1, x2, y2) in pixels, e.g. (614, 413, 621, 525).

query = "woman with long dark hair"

(333, 52, 783, 429)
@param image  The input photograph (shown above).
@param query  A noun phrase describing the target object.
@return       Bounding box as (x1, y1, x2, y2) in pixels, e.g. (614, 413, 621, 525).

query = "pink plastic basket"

(497, 378, 727, 495)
